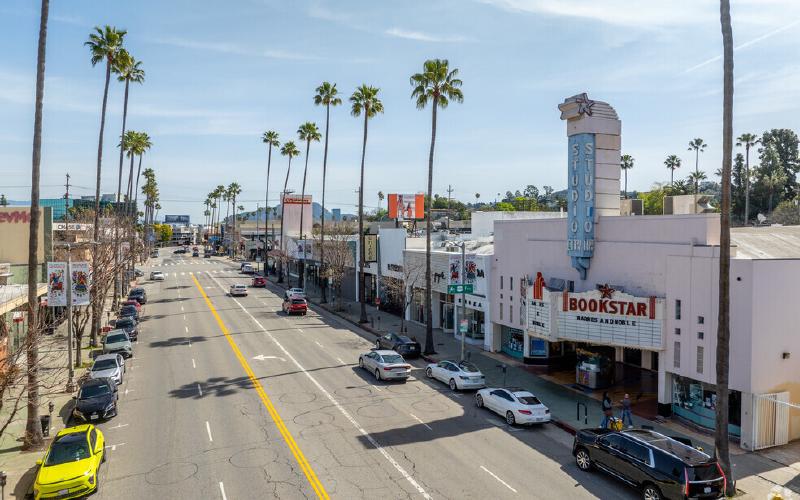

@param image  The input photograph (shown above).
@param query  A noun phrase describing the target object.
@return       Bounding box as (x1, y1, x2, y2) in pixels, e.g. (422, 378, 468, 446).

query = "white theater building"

(490, 94, 800, 450)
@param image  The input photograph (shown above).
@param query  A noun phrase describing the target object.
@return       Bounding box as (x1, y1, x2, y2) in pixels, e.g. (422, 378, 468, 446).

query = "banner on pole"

(47, 262, 67, 307)
(71, 262, 91, 306)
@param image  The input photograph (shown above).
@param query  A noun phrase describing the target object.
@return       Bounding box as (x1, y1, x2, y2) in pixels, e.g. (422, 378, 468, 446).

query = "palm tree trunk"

(716, 0, 734, 494)
(279, 158, 293, 284)
(624, 170, 628, 199)
(265, 144, 272, 279)
(90, 54, 112, 348)
(744, 145, 750, 225)
(299, 140, 311, 289)
(358, 109, 369, 323)
(670, 169, 674, 187)
(424, 97, 438, 355)
(320, 104, 330, 303)
(113, 79, 130, 308)
(24, 0, 49, 450)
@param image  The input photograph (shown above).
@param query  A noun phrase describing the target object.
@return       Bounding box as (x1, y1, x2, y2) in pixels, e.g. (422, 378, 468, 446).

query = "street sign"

(447, 283, 473, 294)
(459, 319, 468, 333)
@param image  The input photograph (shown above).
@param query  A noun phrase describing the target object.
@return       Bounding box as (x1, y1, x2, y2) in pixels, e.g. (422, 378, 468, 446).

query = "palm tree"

(314, 82, 342, 303)
(350, 85, 384, 323)
(664, 155, 682, 187)
(214, 184, 225, 246)
(261, 130, 280, 270)
(736, 132, 760, 225)
(278, 141, 300, 283)
(475, 193, 480, 206)
(131, 132, 152, 217)
(688, 171, 707, 194)
(297, 122, 321, 288)
(228, 182, 242, 257)
(716, 1, 735, 494)
(410, 59, 463, 354)
(23, 0, 49, 450)
(86, 24, 126, 347)
(128, 132, 150, 279)
(620, 154, 634, 199)
(687, 137, 707, 177)
(762, 165, 786, 213)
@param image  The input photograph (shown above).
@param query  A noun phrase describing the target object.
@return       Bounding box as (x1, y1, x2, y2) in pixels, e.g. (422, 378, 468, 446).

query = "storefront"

(439, 293, 454, 331)
(672, 375, 741, 437)
(501, 326, 524, 359)
(411, 288, 426, 324)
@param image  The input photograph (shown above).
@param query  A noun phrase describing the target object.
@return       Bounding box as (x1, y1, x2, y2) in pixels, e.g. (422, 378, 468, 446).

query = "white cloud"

(385, 28, 470, 43)
(149, 37, 321, 61)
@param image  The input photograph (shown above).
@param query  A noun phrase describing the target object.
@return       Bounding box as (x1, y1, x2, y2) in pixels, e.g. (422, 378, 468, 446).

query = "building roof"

(0, 283, 48, 315)
(731, 225, 800, 259)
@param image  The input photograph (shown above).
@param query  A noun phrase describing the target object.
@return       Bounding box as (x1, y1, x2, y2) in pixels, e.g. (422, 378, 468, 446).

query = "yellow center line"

(191, 274, 329, 500)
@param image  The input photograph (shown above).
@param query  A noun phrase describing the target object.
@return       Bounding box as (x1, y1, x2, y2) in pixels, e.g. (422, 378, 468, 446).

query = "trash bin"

(40, 415, 51, 437)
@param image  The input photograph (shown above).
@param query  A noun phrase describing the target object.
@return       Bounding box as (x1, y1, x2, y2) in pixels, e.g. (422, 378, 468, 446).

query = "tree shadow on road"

(149, 336, 208, 348)
(167, 376, 253, 399)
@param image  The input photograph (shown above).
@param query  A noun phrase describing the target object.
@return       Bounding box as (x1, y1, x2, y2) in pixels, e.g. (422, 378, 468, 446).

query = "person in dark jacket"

(600, 392, 613, 428)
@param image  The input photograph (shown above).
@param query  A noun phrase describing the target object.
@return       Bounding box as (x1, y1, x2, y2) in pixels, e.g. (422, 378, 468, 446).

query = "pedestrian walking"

(600, 392, 613, 428)
(621, 393, 633, 428)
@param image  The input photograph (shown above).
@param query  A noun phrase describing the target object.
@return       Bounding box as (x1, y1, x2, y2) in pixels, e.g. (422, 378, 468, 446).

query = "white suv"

(229, 284, 248, 297)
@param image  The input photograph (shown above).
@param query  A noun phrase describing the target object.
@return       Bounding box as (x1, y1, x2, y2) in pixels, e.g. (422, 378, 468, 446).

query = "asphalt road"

(90, 253, 637, 500)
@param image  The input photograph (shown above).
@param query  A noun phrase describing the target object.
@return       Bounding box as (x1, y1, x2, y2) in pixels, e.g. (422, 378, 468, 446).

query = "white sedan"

(425, 360, 485, 390)
(150, 271, 165, 281)
(475, 387, 551, 426)
(359, 350, 411, 382)
(229, 284, 248, 297)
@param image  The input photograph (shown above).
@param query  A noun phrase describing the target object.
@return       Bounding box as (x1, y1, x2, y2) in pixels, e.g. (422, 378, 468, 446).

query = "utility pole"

(255, 203, 260, 274)
(64, 174, 75, 391)
(446, 184, 454, 232)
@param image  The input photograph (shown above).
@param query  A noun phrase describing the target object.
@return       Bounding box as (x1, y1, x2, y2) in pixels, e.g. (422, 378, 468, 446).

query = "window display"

(501, 327, 524, 359)
(672, 375, 741, 436)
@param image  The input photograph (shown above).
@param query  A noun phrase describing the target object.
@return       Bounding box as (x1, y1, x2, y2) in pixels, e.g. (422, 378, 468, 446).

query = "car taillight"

(518, 410, 532, 415)
(383, 366, 393, 371)
(716, 462, 727, 494)
(684, 467, 690, 497)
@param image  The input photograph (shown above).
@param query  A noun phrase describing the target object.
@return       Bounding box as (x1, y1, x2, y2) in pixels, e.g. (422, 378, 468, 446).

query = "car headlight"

(105, 403, 116, 411)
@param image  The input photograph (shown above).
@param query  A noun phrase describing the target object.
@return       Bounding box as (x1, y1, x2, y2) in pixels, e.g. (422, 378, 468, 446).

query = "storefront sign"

(363, 234, 378, 263)
(447, 254, 486, 296)
(54, 222, 92, 231)
(0, 210, 30, 224)
(47, 262, 67, 307)
(526, 272, 558, 340)
(567, 132, 595, 279)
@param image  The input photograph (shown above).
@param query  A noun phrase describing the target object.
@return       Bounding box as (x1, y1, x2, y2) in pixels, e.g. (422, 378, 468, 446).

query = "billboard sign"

(388, 194, 424, 221)
(164, 215, 190, 224)
(567, 133, 595, 279)
(281, 195, 312, 238)
(47, 262, 67, 307)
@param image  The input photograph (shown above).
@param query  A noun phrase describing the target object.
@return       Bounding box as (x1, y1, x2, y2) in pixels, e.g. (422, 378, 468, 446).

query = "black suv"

(375, 332, 421, 358)
(119, 304, 139, 322)
(128, 288, 147, 305)
(573, 428, 725, 500)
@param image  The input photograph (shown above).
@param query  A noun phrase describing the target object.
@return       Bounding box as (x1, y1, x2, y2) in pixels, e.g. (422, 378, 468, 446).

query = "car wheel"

(506, 411, 516, 426)
(641, 484, 662, 500)
(476, 394, 484, 407)
(575, 448, 592, 471)
(375, 340, 381, 349)
(449, 379, 458, 391)
(425, 367, 433, 378)
(374, 369, 381, 381)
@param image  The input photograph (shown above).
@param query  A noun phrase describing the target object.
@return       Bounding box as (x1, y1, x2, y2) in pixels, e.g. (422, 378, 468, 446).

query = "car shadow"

(14, 463, 39, 499)
(149, 336, 207, 348)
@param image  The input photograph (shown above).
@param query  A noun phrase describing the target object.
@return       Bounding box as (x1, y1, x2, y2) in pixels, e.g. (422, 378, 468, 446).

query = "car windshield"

(381, 354, 404, 364)
(106, 334, 127, 343)
(92, 359, 117, 371)
(116, 319, 134, 328)
(79, 384, 111, 398)
(292, 299, 305, 304)
(44, 434, 91, 466)
(458, 362, 479, 372)
(517, 395, 542, 405)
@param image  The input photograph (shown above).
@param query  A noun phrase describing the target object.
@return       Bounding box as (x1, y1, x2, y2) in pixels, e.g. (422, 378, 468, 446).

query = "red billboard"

(388, 193, 425, 220)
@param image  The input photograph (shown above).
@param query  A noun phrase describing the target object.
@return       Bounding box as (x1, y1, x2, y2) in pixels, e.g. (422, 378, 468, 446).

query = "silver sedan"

(359, 350, 411, 382)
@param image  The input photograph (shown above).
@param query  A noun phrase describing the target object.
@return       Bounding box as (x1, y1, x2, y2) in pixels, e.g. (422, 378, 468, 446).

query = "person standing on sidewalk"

(621, 393, 633, 428)
(600, 392, 613, 428)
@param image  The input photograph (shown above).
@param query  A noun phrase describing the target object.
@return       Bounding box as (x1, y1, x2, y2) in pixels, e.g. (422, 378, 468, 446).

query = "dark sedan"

(119, 304, 139, 322)
(128, 287, 147, 305)
(114, 316, 138, 341)
(72, 378, 118, 422)
(375, 332, 421, 358)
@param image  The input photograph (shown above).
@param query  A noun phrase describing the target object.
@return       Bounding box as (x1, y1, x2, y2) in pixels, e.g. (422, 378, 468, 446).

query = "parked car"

(375, 332, 421, 358)
(114, 316, 138, 341)
(204, 250, 211, 258)
(282, 296, 307, 316)
(284, 288, 305, 299)
(425, 360, 485, 390)
(475, 387, 551, 426)
(192, 250, 199, 257)
(241, 263, 255, 274)
(72, 378, 118, 422)
(102, 330, 133, 358)
(150, 271, 165, 281)
(150, 249, 159, 258)
(88, 353, 126, 385)
(229, 284, 248, 297)
(121, 299, 141, 313)
(173, 248, 186, 254)
(358, 350, 411, 382)
(251, 276, 267, 287)
(32, 424, 105, 500)
(134, 268, 144, 277)
(118, 304, 139, 322)
(573, 428, 726, 500)
(128, 287, 147, 305)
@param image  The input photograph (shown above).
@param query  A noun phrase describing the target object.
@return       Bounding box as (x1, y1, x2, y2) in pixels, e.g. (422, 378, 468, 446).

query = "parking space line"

(409, 413, 432, 431)
(219, 482, 227, 500)
(480, 466, 517, 493)
(197, 383, 203, 397)
(192, 358, 196, 369)
(314, 341, 323, 348)
(185, 326, 189, 333)
(336, 357, 345, 365)
(206, 421, 213, 442)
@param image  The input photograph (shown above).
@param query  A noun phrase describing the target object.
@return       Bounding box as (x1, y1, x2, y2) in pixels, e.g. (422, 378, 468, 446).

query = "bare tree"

(314, 222, 355, 310)
(380, 259, 423, 334)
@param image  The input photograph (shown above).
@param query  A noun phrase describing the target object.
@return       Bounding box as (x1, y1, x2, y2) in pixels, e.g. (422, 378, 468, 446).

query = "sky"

(1, 0, 799, 222)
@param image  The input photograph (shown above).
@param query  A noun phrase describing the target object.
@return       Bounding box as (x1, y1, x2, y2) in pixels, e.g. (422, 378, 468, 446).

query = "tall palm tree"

(214, 184, 225, 246)
(278, 141, 300, 283)
(716, 1, 735, 494)
(227, 182, 242, 257)
(24, 0, 49, 450)
(410, 59, 463, 354)
(620, 154, 634, 199)
(664, 155, 682, 188)
(736, 132, 760, 225)
(687, 137, 707, 177)
(688, 171, 707, 194)
(85, 24, 126, 347)
(297, 122, 321, 288)
(129, 132, 150, 280)
(261, 130, 280, 269)
(350, 85, 384, 323)
(131, 132, 152, 216)
(314, 82, 342, 303)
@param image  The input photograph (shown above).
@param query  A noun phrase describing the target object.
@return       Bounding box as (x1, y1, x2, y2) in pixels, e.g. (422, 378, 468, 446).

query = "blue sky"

(1, 0, 799, 222)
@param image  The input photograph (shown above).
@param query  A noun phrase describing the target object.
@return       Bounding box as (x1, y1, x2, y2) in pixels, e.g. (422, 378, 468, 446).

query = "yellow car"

(33, 424, 105, 499)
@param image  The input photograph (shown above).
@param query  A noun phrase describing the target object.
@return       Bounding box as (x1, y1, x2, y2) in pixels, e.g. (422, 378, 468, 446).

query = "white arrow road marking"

(480, 466, 517, 493)
(105, 443, 126, 451)
(108, 423, 129, 430)
(253, 355, 286, 362)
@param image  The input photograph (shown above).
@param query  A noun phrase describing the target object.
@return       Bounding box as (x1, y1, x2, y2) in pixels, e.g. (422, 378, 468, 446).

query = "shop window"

(672, 375, 742, 434)
(698, 316, 704, 325)
(509, 304, 513, 322)
(510, 277, 514, 291)
(673, 341, 681, 368)
(500, 276, 503, 290)
(696, 346, 704, 374)
(697, 331, 704, 340)
(675, 299, 681, 320)
(499, 304, 503, 321)
(675, 328, 681, 336)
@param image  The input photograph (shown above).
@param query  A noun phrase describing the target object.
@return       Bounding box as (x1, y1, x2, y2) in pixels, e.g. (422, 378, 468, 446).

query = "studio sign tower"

(558, 93, 621, 280)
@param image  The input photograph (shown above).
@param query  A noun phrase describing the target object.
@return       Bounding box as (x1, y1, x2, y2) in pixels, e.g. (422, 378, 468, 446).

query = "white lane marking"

(185, 326, 189, 333)
(183, 314, 187, 321)
(105, 443, 126, 451)
(124, 388, 133, 396)
(336, 357, 346, 365)
(219, 482, 227, 500)
(480, 466, 517, 493)
(206, 274, 431, 499)
(409, 413, 432, 431)
(206, 421, 213, 442)
(197, 383, 203, 397)
(314, 340, 323, 348)
(181, 306, 185, 312)
(108, 423, 129, 430)
(181, 272, 185, 276)
(192, 358, 196, 369)
(297, 328, 304, 334)
(372, 385, 382, 392)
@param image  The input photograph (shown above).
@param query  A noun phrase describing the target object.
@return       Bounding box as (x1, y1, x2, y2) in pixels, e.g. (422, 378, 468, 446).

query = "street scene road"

(92, 254, 637, 499)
